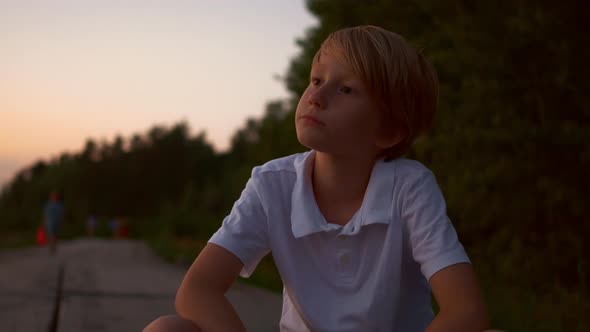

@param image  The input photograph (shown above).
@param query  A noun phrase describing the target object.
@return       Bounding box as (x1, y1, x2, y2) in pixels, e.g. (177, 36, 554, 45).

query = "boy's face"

(295, 49, 386, 158)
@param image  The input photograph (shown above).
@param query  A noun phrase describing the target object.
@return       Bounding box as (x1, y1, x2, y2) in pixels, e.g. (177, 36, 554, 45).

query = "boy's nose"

(308, 89, 327, 109)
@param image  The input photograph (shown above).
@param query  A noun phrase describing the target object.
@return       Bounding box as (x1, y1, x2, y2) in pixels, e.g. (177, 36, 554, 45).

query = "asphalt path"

(0, 238, 282, 332)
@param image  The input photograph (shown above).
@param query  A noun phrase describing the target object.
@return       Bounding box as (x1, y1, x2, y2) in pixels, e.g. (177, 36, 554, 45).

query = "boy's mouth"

(300, 114, 326, 126)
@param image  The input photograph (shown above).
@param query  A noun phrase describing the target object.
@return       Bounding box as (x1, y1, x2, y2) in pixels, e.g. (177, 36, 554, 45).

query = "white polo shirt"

(209, 151, 470, 332)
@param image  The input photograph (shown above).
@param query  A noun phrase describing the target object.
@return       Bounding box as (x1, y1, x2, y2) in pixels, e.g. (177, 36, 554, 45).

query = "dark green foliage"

(0, 121, 219, 235)
(1, 1, 588, 330)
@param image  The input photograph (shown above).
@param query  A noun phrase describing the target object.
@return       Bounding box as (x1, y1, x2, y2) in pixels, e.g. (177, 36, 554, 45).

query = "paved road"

(0, 238, 282, 332)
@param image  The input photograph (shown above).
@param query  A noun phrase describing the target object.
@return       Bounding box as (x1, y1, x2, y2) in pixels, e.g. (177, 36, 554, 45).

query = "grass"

(483, 282, 590, 332)
(0, 231, 35, 249)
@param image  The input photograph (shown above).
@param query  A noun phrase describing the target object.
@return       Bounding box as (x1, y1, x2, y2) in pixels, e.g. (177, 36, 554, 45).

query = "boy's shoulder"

(391, 157, 431, 175)
(251, 151, 309, 178)
(389, 157, 434, 185)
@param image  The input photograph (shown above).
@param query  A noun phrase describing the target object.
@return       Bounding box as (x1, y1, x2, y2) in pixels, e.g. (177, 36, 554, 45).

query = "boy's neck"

(312, 151, 376, 215)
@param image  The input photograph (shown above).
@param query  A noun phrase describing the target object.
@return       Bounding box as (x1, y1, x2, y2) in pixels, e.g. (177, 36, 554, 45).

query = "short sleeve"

(401, 171, 470, 281)
(208, 176, 270, 278)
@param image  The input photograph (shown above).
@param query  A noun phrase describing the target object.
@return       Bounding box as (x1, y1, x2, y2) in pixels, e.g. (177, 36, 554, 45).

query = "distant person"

(119, 218, 129, 238)
(43, 190, 64, 255)
(144, 26, 490, 331)
(86, 215, 97, 237)
(109, 218, 120, 238)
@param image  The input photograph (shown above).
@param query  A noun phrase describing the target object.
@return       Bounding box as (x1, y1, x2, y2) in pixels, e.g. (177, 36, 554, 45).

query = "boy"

(145, 25, 489, 331)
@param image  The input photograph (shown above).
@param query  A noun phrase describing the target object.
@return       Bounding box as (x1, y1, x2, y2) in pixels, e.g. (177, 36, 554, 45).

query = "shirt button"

(339, 254, 351, 265)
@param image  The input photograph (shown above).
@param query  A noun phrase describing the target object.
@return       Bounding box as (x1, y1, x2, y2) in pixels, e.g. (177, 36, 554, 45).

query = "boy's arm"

(426, 263, 490, 332)
(175, 243, 247, 332)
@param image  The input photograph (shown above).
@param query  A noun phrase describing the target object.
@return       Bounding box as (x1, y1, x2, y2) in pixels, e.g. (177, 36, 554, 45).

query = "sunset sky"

(0, 0, 316, 187)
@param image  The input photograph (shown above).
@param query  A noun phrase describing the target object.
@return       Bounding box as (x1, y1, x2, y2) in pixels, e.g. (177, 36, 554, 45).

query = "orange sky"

(0, 1, 316, 187)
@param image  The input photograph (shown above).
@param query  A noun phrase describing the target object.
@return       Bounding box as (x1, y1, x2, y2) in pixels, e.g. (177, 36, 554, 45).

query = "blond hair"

(314, 25, 439, 161)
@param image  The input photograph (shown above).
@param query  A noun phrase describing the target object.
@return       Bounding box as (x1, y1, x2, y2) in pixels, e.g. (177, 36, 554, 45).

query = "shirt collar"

(291, 150, 395, 239)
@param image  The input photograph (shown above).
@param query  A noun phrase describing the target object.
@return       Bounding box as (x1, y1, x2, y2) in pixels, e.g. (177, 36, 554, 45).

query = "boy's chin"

(296, 132, 358, 155)
(296, 139, 336, 155)
(296, 135, 323, 152)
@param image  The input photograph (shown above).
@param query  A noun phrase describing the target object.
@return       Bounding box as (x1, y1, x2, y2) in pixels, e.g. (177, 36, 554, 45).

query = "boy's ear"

(374, 105, 402, 150)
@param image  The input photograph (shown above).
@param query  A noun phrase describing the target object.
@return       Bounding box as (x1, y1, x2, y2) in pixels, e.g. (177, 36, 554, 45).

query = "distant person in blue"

(43, 190, 64, 255)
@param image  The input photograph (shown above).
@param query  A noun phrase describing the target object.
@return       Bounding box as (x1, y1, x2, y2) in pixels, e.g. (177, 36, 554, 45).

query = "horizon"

(0, 0, 316, 188)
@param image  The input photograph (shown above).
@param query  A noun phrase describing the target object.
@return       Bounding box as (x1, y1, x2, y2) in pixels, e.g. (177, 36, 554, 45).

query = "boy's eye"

(311, 77, 321, 86)
(340, 86, 352, 94)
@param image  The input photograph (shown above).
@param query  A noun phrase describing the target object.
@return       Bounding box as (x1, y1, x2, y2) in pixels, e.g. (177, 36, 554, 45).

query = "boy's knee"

(143, 314, 201, 332)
